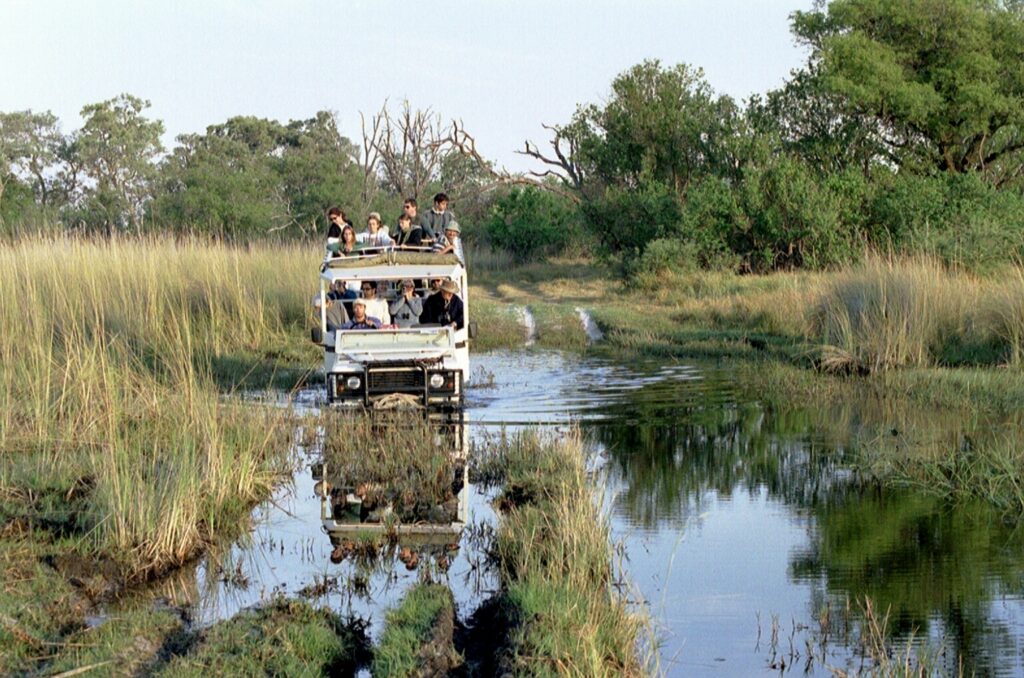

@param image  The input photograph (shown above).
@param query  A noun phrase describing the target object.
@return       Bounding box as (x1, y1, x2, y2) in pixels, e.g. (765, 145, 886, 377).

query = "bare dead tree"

(363, 100, 448, 201)
(446, 119, 582, 204)
(359, 104, 385, 207)
(517, 123, 586, 193)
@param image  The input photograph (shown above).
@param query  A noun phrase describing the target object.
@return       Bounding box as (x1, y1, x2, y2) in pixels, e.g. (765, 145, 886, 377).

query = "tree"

(793, 0, 1024, 183)
(76, 94, 164, 232)
(0, 110, 63, 207)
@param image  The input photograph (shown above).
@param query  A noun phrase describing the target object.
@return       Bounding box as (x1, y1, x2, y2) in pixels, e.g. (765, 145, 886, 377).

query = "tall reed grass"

(0, 236, 317, 578)
(812, 256, 1024, 372)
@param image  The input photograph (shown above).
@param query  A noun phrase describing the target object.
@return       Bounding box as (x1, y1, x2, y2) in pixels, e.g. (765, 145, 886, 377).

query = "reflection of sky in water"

(167, 350, 1024, 676)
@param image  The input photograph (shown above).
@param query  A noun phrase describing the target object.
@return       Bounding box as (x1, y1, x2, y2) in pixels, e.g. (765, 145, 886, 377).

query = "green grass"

(479, 430, 648, 677)
(372, 583, 460, 677)
(158, 598, 365, 677)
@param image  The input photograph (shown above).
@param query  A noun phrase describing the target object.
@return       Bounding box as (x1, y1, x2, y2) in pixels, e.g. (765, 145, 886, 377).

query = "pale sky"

(0, 0, 811, 172)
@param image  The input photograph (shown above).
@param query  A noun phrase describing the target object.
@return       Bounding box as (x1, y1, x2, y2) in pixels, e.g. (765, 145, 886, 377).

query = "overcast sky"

(1, 0, 811, 172)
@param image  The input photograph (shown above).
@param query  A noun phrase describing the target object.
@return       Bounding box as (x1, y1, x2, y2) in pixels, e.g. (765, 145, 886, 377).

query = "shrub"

(484, 186, 579, 260)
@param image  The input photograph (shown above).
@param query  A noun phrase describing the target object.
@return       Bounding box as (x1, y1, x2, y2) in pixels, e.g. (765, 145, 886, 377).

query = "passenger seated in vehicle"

(393, 213, 423, 247)
(419, 279, 464, 329)
(431, 221, 464, 263)
(327, 278, 356, 301)
(389, 279, 423, 328)
(312, 293, 350, 332)
(358, 280, 391, 324)
(325, 207, 354, 258)
(339, 298, 382, 330)
(427, 278, 444, 296)
(397, 198, 424, 239)
(356, 212, 393, 250)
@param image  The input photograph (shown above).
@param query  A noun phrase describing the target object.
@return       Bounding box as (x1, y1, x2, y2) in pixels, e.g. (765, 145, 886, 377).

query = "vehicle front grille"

(368, 370, 423, 392)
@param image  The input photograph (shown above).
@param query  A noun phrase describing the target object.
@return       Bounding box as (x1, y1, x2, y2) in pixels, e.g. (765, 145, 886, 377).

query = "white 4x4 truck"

(312, 251, 474, 410)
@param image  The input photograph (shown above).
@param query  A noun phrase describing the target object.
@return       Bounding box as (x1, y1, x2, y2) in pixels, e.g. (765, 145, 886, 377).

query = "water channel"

(133, 349, 1024, 676)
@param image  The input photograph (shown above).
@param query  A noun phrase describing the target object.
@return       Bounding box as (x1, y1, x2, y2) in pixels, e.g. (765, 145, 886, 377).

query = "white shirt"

(361, 297, 391, 325)
(356, 230, 394, 248)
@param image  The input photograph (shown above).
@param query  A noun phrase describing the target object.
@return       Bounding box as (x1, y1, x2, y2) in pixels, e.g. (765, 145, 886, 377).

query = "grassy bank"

(473, 430, 647, 677)
(0, 236, 320, 671)
(373, 583, 461, 677)
(158, 598, 366, 676)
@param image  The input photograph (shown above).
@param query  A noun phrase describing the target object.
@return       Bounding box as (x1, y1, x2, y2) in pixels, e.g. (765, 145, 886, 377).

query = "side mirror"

(310, 327, 323, 345)
(468, 322, 478, 340)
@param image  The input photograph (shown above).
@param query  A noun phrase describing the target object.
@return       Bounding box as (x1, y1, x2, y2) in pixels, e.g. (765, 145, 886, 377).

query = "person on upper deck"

(394, 198, 423, 238)
(389, 279, 423, 328)
(340, 298, 382, 330)
(358, 280, 391, 325)
(420, 193, 454, 240)
(420, 279, 464, 330)
(393, 213, 424, 248)
(356, 212, 394, 250)
(432, 221, 464, 263)
(325, 207, 354, 257)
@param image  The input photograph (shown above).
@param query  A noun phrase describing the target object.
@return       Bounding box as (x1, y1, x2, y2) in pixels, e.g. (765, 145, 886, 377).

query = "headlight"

(429, 374, 445, 389)
(345, 376, 362, 390)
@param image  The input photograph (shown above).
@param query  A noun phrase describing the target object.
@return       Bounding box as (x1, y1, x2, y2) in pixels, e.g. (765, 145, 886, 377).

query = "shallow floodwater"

(146, 350, 1024, 676)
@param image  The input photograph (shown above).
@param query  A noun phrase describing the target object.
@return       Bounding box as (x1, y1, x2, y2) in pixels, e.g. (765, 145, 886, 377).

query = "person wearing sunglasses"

(358, 280, 390, 325)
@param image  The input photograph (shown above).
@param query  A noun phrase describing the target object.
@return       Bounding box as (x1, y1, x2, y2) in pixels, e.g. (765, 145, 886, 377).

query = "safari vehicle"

(312, 250, 474, 409)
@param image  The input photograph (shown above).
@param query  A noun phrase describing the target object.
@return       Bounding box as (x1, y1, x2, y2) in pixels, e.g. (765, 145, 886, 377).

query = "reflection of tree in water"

(591, 384, 857, 529)
(794, 493, 1024, 676)
(588, 375, 1024, 673)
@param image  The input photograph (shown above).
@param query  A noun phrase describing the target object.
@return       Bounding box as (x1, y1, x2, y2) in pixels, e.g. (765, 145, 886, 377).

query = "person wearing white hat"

(420, 279, 464, 329)
(431, 220, 464, 263)
(339, 297, 382, 330)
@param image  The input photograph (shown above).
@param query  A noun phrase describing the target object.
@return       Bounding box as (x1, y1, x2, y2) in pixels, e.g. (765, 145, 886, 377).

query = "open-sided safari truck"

(312, 251, 474, 410)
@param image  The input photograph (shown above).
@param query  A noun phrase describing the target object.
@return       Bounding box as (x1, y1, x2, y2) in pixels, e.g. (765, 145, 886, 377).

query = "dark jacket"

(420, 209, 454, 240)
(395, 225, 424, 247)
(420, 293, 464, 330)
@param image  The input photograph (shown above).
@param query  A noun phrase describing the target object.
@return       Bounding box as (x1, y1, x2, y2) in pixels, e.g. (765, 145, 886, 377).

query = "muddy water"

(158, 350, 1023, 676)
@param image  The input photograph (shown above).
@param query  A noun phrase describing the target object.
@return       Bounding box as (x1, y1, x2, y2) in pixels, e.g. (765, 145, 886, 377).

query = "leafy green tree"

(0, 110, 63, 207)
(793, 0, 1024, 183)
(151, 112, 362, 238)
(75, 94, 164, 232)
(572, 60, 742, 194)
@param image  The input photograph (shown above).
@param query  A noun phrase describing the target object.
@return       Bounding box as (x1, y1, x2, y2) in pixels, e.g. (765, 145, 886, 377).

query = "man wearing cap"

(356, 212, 393, 249)
(432, 221, 464, 263)
(420, 192, 454, 241)
(389, 279, 424, 328)
(420, 279, 464, 330)
(339, 298, 382, 330)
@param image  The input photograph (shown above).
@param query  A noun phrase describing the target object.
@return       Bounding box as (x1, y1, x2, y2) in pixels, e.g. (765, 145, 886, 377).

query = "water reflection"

(533, 352, 1024, 676)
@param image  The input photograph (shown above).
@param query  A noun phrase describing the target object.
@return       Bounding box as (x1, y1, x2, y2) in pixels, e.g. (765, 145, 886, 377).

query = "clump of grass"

(469, 292, 528, 351)
(372, 583, 461, 677)
(489, 430, 648, 677)
(0, 236, 314, 580)
(157, 597, 366, 676)
(812, 256, 973, 373)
